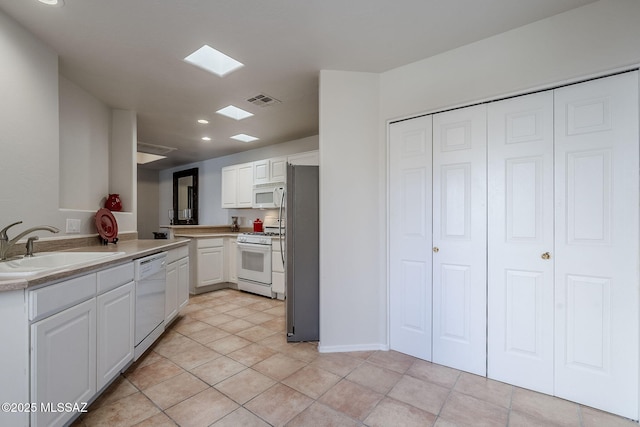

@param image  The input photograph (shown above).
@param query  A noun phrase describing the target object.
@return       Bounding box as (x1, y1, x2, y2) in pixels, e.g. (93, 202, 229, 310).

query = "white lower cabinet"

(166, 246, 190, 324)
(28, 261, 138, 427)
(177, 257, 189, 310)
(1, 246, 190, 427)
(31, 298, 97, 427)
(198, 247, 224, 285)
(271, 239, 285, 297)
(166, 261, 179, 323)
(192, 238, 224, 291)
(227, 238, 237, 284)
(97, 282, 134, 391)
(389, 71, 640, 420)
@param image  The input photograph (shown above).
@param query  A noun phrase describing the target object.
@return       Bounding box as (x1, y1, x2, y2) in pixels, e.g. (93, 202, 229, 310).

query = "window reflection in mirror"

(173, 168, 198, 225)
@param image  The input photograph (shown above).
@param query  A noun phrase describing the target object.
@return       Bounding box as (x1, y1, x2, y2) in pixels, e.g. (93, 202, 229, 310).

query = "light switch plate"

(66, 218, 81, 233)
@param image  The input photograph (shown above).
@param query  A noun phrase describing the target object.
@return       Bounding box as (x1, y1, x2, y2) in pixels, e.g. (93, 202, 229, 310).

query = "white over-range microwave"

(252, 182, 285, 209)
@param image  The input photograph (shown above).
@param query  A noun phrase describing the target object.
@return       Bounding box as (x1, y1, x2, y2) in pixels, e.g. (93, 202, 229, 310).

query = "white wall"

(157, 135, 318, 227)
(109, 110, 137, 232)
(59, 76, 110, 211)
(318, 0, 640, 352)
(0, 8, 59, 231)
(137, 168, 160, 239)
(381, 0, 640, 121)
(0, 8, 137, 240)
(318, 70, 382, 352)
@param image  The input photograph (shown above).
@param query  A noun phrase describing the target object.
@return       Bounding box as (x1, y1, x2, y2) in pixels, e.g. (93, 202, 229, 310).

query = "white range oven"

(237, 233, 273, 298)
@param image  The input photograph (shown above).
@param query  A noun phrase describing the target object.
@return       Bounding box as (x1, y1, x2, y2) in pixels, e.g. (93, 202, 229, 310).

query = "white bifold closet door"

(432, 104, 487, 376)
(487, 91, 555, 394)
(389, 115, 433, 360)
(553, 72, 639, 419)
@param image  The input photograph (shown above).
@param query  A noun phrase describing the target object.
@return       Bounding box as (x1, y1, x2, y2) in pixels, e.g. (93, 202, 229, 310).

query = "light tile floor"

(72, 289, 638, 426)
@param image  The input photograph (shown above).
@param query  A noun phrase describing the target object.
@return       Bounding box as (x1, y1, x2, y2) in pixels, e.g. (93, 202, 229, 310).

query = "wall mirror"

(173, 168, 198, 225)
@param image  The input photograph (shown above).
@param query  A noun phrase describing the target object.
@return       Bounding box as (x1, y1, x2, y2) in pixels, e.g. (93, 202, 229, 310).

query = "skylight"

(231, 134, 259, 143)
(216, 105, 253, 121)
(183, 45, 244, 77)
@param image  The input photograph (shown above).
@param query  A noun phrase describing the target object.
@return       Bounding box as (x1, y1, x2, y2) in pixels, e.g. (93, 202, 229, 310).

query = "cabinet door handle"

(433, 247, 439, 253)
(541, 252, 551, 260)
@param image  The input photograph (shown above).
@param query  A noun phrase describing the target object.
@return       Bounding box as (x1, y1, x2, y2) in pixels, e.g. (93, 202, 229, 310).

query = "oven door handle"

(237, 241, 271, 252)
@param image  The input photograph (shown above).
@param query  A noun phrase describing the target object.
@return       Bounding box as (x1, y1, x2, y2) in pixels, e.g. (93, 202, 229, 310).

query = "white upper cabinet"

(221, 165, 238, 208)
(287, 150, 319, 166)
(237, 162, 254, 208)
(222, 162, 254, 208)
(254, 156, 287, 185)
(223, 152, 318, 208)
(253, 159, 269, 184)
(270, 157, 287, 182)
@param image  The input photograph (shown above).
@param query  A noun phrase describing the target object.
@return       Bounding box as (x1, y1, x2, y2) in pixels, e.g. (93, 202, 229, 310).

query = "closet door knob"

(541, 252, 551, 260)
(433, 247, 439, 253)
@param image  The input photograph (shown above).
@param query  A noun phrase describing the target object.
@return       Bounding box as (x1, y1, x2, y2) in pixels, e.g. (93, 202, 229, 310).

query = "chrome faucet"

(0, 221, 60, 260)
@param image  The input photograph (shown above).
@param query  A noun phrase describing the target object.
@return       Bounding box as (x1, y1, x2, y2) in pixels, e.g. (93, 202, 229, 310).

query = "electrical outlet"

(66, 219, 81, 234)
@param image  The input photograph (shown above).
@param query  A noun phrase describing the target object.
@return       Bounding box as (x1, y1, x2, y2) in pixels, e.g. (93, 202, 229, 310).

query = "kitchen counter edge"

(0, 238, 190, 292)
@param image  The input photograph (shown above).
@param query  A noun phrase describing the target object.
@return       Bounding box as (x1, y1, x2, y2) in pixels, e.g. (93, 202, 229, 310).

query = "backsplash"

(4, 232, 138, 259)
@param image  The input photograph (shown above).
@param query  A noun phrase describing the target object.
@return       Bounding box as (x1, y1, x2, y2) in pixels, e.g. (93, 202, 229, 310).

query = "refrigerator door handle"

(279, 189, 286, 267)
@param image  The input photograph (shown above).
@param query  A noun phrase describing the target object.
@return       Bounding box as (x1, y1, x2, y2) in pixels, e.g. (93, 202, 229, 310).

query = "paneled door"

(554, 72, 639, 419)
(487, 91, 554, 393)
(432, 104, 487, 375)
(389, 115, 433, 360)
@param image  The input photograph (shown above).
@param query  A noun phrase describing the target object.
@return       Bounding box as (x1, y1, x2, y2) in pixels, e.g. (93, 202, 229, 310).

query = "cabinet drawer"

(29, 274, 97, 322)
(196, 238, 223, 249)
(97, 262, 134, 294)
(167, 245, 189, 263)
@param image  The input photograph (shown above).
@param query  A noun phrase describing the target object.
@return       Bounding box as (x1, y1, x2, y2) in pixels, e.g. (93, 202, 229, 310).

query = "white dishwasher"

(134, 252, 167, 360)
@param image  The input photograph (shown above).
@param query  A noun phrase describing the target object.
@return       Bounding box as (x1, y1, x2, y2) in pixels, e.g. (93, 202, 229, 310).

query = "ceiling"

(0, 0, 596, 170)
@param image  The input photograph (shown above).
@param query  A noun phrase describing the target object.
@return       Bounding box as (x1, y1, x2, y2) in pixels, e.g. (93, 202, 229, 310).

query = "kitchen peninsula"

(163, 224, 246, 295)
(0, 237, 189, 427)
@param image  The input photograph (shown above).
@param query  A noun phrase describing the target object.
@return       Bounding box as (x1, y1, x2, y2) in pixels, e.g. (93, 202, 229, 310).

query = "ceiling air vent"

(246, 93, 281, 107)
(137, 142, 176, 156)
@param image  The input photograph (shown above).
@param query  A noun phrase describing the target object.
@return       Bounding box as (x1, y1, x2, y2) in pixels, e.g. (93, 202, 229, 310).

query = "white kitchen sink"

(0, 252, 125, 278)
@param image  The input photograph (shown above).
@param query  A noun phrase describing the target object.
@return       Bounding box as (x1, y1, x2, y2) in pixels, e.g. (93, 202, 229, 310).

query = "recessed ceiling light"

(184, 45, 244, 77)
(216, 105, 253, 121)
(136, 152, 166, 164)
(197, 119, 209, 124)
(38, 0, 64, 6)
(231, 134, 259, 143)
(202, 137, 212, 141)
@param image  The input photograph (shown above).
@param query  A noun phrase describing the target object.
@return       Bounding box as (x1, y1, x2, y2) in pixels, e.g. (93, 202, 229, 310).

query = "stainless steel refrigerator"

(285, 164, 319, 342)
